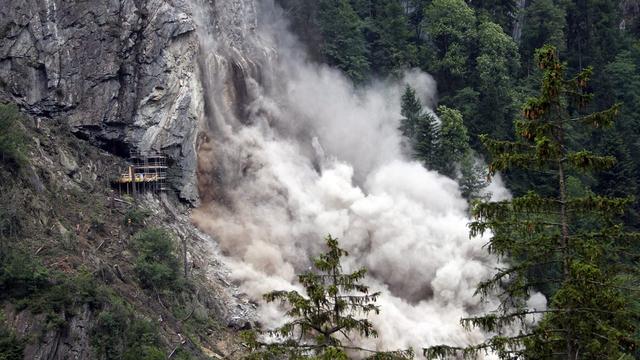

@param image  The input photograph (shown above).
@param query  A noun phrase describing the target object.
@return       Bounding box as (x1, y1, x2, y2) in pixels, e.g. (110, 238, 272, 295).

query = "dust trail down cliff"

(190, 0, 542, 354)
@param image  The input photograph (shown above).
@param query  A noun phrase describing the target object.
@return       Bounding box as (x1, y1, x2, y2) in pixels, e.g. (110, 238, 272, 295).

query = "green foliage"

(92, 298, 166, 360)
(123, 319, 165, 360)
(423, 0, 476, 83)
(468, 0, 518, 31)
(458, 153, 489, 201)
(473, 21, 520, 141)
(425, 46, 638, 359)
(124, 207, 151, 228)
(318, 0, 370, 83)
(132, 228, 180, 290)
(520, 0, 566, 71)
(0, 248, 110, 329)
(0, 248, 49, 300)
(399, 85, 439, 169)
(399, 93, 488, 200)
(0, 313, 23, 360)
(0, 103, 27, 168)
(244, 235, 412, 359)
(412, 112, 440, 169)
(564, 0, 624, 71)
(365, 1, 416, 76)
(0, 192, 24, 242)
(0, 245, 169, 359)
(435, 106, 470, 177)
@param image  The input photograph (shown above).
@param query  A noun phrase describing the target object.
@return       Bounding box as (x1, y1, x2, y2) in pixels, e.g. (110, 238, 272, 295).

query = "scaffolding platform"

(112, 150, 170, 195)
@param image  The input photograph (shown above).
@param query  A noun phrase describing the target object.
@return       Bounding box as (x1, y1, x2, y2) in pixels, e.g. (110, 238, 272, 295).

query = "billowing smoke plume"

(190, 0, 541, 353)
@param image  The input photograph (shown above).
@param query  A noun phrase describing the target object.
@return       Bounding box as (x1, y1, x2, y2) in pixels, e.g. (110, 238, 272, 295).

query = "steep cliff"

(0, 1, 264, 358)
(0, 0, 202, 203)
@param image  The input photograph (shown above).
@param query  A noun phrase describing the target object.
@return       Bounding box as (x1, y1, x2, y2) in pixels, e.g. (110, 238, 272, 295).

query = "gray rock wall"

(0, 0, 203, 203)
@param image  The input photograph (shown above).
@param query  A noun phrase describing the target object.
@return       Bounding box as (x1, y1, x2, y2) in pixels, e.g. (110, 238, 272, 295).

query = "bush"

(92, 300, 166, 360)
(123, 208, 151, 228)
(0, 249, 107, 329)
(0, 313, 23, 360)
(0, 249, 49, 300)
(0, 189, 26, 239)
(132, 228, 179, 289)
(0, 326, 23, 360)
(0, 103, 27, 168)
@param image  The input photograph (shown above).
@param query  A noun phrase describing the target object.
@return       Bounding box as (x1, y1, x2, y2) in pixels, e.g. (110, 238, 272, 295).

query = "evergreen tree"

(423, 0, 476, 91)
(564, 0, 624, 71)
(602, 50, 640, 163)
(424, 46, 638, 359)
(367, 0, 416, 76)
(243, 235, 412, 359)
(520, 0, 566, 73)
(399, 85, 439, 169)
(467, 0, 519, 32)
(593, 130, 640, 226)
(318, 0, 371, 83)
(458, 152, 490, 201)
(436, 106, 469, 177)
(474, 21, 519, 142)
(413, 112, 440, 169)
(443, 87, 480, 145)
(399, 85, 423, 139)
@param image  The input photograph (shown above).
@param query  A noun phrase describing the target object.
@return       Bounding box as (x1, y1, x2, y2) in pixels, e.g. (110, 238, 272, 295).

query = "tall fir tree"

(458, 152, 490, 201)
(435, 105, 470, 177)
(413, 112, 440, 169)
(399, 85, 439, 168)
(474, 21, 520, 142)
(243, 235, 412, 359)
(399, 85, 423, 140)
(318, 0, 371, 83)
(423, 0, 476, 92)
(520, 0, 566, 73)
(367, 0, 416, 76)
(424, 46, 638, 359)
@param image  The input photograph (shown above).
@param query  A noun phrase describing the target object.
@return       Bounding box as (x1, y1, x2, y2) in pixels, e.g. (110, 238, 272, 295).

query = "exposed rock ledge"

(0, 0, 202, 204)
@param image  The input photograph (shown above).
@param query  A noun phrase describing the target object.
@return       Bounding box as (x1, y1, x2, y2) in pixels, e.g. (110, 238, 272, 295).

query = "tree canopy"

(243, 235, 412, 359)
(424, 45, 638, 360)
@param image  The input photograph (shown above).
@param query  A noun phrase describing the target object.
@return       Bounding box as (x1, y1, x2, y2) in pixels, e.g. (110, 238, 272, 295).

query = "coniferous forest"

(279, 0, 640, 212)
(2, 0, 640, 359)
(271, 0, 640, 358)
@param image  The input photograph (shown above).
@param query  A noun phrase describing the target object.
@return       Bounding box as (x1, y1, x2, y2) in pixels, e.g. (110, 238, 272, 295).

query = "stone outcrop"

(0, 0, 202, 203)
(5, 304, 94, 360)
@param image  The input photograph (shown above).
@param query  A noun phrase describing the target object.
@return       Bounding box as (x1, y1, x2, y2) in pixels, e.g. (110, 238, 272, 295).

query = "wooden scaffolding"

(112, 150, 170, 195)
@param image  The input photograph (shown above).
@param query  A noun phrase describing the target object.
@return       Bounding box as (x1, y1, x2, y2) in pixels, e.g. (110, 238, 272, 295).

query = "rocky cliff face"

(0, 0, 204, 203)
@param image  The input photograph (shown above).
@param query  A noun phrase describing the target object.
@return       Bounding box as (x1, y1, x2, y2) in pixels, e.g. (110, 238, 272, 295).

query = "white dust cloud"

(190, 0, 540, 354)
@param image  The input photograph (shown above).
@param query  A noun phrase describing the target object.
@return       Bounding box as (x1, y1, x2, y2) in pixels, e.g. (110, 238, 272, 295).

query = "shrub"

(0, 249, 107, 329)
(0, 323, 23, 360)
(123, 208, 151, 228)
(0, 103, 27, 168)
(0, 249, 49, 300)
(92, 299, 130, 358)
(132, 228, 179, 289)
(0, 189, 26, 239)
(93, 301, 166, 360)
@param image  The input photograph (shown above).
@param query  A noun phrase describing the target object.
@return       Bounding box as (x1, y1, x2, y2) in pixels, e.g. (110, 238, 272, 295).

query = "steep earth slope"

(0, 110, 251, 359)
